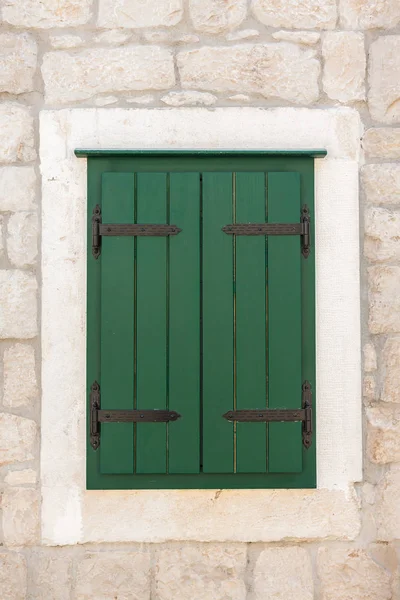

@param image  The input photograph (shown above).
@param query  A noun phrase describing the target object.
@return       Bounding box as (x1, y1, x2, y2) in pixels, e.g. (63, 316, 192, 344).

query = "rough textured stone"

(0, 270, 37, 338)
(2, 0, 93, 28)
(178, 44, 320, 104)
(226, 29, 260, 41)
(362, 164, 400, 205)
(3, 343, 37, 408)
(340, 0, 400, 29)
(376, 466, 400, 540)
(161, 91, 217, 106)
(318, 547, 391, 600)
(42, 47, 175, 104)
(0, 103, 35, 163)
(7, 212, 38, 267)
(76, 552, 151, 600)
(4, 468, 37, 486)
(369, 37, 400, 124)
(252, 546, 313, 600)
(49, 34, 84, 49)
(0, 33, 37, 94)
(0, 167, 36, 211)
(189, 0, 247, 34)
(0, 553, 27, 600)
(94, 95, 118, 106)
(94, 30, 132, 45)
(381, 337, 400, 403)
(252, 0, 337, 29)
(98, 0, 183, 28)
(368, 266, 400, 334)
(367, 404, 400, 464)
(143, 31, 199, 44)
(272, 30, 320, 44)
(229, 94, 252, 101)
(363, 375, 377, 402)
(0, 413, 36, 466)
(322, 32, 365, 102)
(364, 342, 377, 372)
(363, 129, 400, 159)
(155, 544, 247, 600)
(2, 487, 40, 545)
(365, 207, 400, 263)
(29, 550, 73, 600)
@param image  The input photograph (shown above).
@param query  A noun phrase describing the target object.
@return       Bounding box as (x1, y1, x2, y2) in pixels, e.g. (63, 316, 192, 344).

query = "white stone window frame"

(40, 107, 363, 545)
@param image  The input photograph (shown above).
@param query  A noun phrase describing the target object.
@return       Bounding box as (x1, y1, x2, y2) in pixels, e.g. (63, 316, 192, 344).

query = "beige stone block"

(364, 342, 377, 372)
(5, 468, 37, 486)
(178, 44, 320, 105)
(189, 0, 247, 33)
(381, 337, 400, 403)
(340, 0, 400, 29)
(0, 33, 37, 94)
(376, 465, 400, 540)
(98, 0, 183, 28)
(0, 167, 36, 211)
(367, 404, 400, 464)
(363, 375, 377, 402)
(161, 91, 217, 106)
(29, 549, 73, 600)
(42, 46, 175, 104)
(155, 544, 246, 600)
(368, 266, 400, 334)
(363, 129, 400, 159)
(272, 30, 320, 44)
(252, 546, 313, 600)
(94, 30, 132, 45)
(0, 270, 37, 338)
(3, 344, 37, 408)
(76, 551, 151, 600)
(0, 103, 35, 163)
(0, 413, 37, 466)
(143, 31, 199, 44)
(7, 212, 38, 267)
(365, 207, 400, 262)
(362, 164, 400, 205)
(2, 0, 92, 28)
(252, 0, 337, 29)
(49, 34, 85, 49)
(369, 36, 400, 124)
(229, 94, 252, 102)
(0, 553, 27, 600)
(322, 32, 365, 102)
(318, 546, 391, 600)
(2, 487, 40, 545)
(94, 96, 118, 106)
(226, 29, 260, 41)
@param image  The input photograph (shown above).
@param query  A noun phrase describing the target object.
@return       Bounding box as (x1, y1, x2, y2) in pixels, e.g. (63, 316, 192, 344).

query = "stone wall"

(0, 0, 399, 598)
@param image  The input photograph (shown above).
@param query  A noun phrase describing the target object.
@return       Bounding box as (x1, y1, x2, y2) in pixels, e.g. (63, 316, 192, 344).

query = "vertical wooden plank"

(236, 173, 267, 473)
(202, 172, 234, 473)
(136, 172, 168, 474)
(168, 173, 201, 473)
(100, 172, 135, 474)
(268, 172, 303, 473)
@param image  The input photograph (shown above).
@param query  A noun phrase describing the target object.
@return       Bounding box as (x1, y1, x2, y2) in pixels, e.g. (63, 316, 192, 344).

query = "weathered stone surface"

(363, 375, 377, 402)
(189, 0, 247, 33)
(0, 553, 27, 600)
(76, 552, 151, 600)
(0, 167, 36, 211)
(229, 94, 251, 101)
(252, 0, 337, 29)
(272, 30, 320, 44)
(226, 29, 260, 41)
(4, 468, 37, 486)
(363, 129, 400, 159)
(367, 404, 400, 464)
(368, 266, 400, 334)
(0, 413, 37, 466)
(340, 0, 400, 29)
(178, 44, 320, 104)
(369, 37, 400, 124)
(94, 95, 118, 106)
(126, 94, 154, 104)
(365, 207, 400, 263)
(143, 31, 199, 44)
(322, 32, 365, 102)
(0, 270, 37, 338)
(2, 0, 93, 28)
(2, 487, 40, 545)
(0, 33, 37, 94)
(318, 546, 391, 600)
(49, 34, 84, 49)
(94, 30, 132, 45)
(3, 343, 37, 408)
(364, 342, 377, 372)
(252, 546, 313, 600)
(98, 0, 183, 28)
(0, 104, 36, 163)
(161, 91, 217, 106)
(42, 47, 175, 104)
(29, 550, 73, 600)
(381, 337, 400, 403)
(376, 466, 400, 540)
(155, 544, 247, 600)
(7, 212, 38, 267)
(362, 164, 400, 205)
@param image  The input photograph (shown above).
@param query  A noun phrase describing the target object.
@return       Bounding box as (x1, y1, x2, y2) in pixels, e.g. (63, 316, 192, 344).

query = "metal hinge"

(89, 381, 181, 450)
(222, 380, 313, 449)
(92, 205, 182, 259)
(222, 205, 311, 259)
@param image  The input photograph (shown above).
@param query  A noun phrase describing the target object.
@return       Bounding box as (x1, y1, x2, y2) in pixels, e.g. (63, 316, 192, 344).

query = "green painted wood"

(168, 173, 201, 473)
(76, 150, 327, 158)
(202, 172, 234, 474)
(267, 172, 303, 473)
(100, 172, 135, 474)
(235, 172, 267, 473)
(135, 173, 168, 474)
